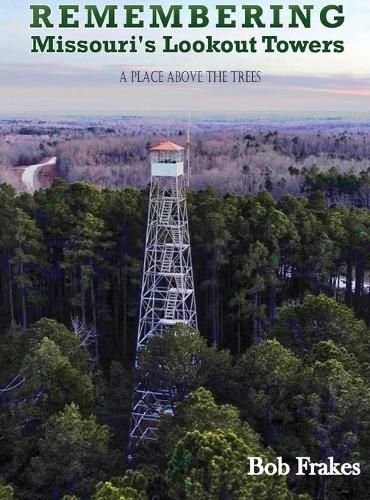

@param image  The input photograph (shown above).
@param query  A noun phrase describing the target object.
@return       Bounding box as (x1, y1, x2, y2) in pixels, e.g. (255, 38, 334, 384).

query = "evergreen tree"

(29, 403, 116, 499)
(167, 429, 292, 499)
(10, 208, 45, 327)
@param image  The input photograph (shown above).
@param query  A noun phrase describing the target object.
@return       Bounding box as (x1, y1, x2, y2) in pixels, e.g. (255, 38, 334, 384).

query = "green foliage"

(134, 389, 298, 498)
(95, 361, 132, 416)
(28, 318, 90, 373)
(10, 208, 46, 326)
(0, 479, 14, 500)
(3, 180, 370, 498)
(272, 294, 370, 360)
(0, 184, 18, 249)
(231, 340, 302, 452)
(303, 166, 370, 207)
(138, 325, 232, 400)
(21, 337, 94, 417)
(301, 358, 370, 459)
(304, 166, 360, 194)
(64, 211, 112, 324)
(155, 387, 260, 467)
(226, 192, 300, 345)
(93, 468, 158, 500)
(30, 403, 114, 499)
(0, 319, 102, 499)
(308, 340, 362, 376)
(1, 319, 94, 425)
(167, 429, 290, 500)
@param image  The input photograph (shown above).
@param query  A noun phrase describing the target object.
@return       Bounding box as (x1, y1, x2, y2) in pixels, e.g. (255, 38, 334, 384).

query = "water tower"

(129, 140, 197, 445)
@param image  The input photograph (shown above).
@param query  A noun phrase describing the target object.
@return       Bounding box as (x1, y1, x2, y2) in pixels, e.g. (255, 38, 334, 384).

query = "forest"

(2, 117, 370, 199)
(1, 175, 370, 498)
(1, 118, 370, 499)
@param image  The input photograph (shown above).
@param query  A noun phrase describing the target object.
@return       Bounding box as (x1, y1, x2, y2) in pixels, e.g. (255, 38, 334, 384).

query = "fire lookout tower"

(129, 140, 197, 446)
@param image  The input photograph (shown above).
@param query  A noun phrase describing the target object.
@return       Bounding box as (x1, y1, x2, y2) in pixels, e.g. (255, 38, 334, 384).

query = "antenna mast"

(186, 114, 191, 188)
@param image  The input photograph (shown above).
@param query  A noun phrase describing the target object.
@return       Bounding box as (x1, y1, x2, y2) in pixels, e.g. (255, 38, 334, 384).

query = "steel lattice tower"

(129, 140, 197, 446)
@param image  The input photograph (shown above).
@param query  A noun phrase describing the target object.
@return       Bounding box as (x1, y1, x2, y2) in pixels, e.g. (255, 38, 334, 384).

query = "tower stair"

(171, 226, 182, 245)
(165, 291, 177, 320)
(175, 274, 186, 290)
(169, 178, 178, 198)
(161, 246, 174, 273)
(160, 200, 172, 224)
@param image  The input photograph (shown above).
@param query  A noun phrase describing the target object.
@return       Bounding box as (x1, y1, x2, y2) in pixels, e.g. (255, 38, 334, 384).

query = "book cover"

(0, 2, 369, 499)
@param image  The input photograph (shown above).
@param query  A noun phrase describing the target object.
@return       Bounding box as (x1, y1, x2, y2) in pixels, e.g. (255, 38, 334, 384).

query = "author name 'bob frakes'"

(248, 457, 361, 476)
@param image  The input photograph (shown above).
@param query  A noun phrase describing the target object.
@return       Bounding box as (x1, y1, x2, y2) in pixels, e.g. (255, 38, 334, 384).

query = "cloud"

(266, 73, 370, 97)
(1, 62, 370, 89)
(0, 63, 120, 87)
(0, 63, 369, 115)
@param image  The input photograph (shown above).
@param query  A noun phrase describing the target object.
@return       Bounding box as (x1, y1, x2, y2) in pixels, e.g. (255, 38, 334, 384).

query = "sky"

(0, 0, 369, 116)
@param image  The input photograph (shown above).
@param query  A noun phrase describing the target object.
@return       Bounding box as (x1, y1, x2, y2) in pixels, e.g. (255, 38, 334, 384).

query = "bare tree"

(71, 316, 99, 362)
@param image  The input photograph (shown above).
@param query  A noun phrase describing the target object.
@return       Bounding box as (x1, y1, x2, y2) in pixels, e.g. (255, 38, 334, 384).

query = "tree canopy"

(1, 181, 370, 499)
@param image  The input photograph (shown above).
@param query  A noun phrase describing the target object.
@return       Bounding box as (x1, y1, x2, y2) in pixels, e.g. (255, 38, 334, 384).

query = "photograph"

(0, 1, 370, 499)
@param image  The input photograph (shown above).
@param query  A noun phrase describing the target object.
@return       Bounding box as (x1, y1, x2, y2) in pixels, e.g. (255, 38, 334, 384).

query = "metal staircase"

(129, 140, 197, 449)
(169, 178, 178, 197)
(161, 246, 174, 273)
(160, 199, 172, 224)
(175, 274, 186, 290)
(171, 226, 182, 246)
(165, 291, 177, 320)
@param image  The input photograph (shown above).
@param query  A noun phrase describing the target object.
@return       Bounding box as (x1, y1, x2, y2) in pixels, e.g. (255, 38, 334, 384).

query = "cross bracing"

(129, 146, 197, 447)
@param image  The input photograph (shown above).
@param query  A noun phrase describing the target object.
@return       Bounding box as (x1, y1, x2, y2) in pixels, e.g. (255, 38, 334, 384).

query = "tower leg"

(128, 174, 197, 450)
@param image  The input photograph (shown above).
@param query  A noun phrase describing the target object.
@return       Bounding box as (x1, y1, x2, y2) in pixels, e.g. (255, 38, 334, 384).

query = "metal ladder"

(161, 246, 174, 273)
(165, 290, 177, 319)
(160, 200, 172, 224)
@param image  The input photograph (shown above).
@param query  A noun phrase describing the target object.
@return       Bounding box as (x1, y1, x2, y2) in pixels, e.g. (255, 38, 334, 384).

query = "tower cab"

(150, 141, 184, 178)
